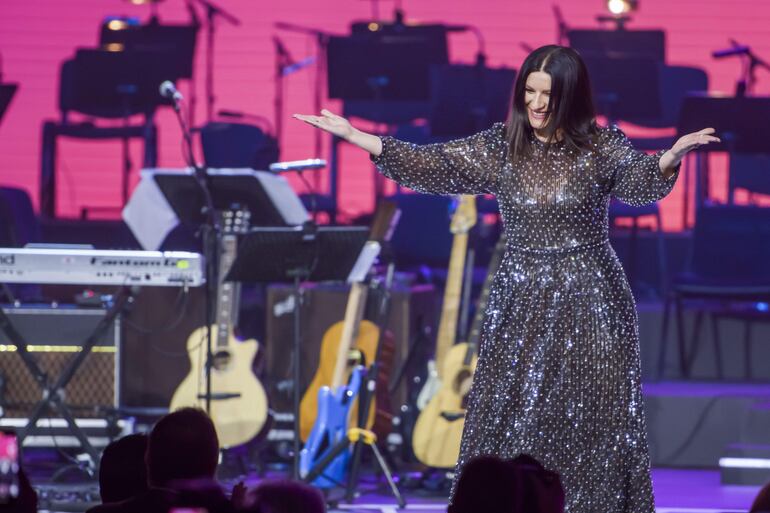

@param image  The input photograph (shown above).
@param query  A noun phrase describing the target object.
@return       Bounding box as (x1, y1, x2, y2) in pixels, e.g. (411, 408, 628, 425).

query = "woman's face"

(524, 71, 552, 131)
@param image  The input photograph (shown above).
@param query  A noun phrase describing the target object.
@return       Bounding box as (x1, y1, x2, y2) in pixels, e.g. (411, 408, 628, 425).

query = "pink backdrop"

(1, 0, 769, 229)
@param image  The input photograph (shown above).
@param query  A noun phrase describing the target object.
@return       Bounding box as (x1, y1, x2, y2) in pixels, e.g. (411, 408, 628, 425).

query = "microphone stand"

(274, 22, 331, 205)
(169, 94, 220, 414)
(740, 50, 770, 96)
(189, 0, 241, 122)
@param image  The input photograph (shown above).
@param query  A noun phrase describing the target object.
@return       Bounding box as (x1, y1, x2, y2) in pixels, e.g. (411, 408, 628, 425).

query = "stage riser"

(643, 384, 770, 467)
(638, 303, 770, 382)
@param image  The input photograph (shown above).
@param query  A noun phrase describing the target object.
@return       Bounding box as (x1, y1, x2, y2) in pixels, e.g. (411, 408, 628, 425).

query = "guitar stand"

(302, 265, 406, 508)
(0, 286, 135, 473)
(304, 426, 405, 507)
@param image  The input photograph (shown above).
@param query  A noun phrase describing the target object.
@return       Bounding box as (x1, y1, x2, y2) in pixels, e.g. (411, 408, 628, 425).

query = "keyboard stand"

(0, 286, 134, 473)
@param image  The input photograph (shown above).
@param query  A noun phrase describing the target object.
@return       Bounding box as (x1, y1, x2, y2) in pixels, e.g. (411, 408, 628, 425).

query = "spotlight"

(607, 0, 638, 15)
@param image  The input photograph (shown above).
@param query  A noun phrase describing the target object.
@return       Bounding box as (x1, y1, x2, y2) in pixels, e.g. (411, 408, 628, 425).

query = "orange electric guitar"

(299, 202, 399, 442)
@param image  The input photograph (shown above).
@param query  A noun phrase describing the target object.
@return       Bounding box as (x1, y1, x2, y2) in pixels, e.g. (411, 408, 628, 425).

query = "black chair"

(40, 49, 161, 218)
(609, 65, 708, 299)
(199, 121, 278, 170)
(658, 205, 770, 380)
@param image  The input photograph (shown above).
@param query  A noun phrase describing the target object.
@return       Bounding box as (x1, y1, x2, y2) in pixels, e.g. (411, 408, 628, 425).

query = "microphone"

(159, 80, 183, 103)
(268, 159, 326, 173)
(712, 46, 751, 59)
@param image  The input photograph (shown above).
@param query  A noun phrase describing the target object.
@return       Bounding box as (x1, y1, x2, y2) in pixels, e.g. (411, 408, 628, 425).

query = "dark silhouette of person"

(751, 481, 770, 513)
(97, 433, 149, 504)
(240, 479, 325, 513)
(88, 408, 222, 513)
(449, 454, 564, 513)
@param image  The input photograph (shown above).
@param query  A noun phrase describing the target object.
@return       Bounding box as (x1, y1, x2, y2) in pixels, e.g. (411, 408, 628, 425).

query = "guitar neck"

(330, 282, 369, 389)
(215, 233, 239, 348)
(434, 231, 469, 367)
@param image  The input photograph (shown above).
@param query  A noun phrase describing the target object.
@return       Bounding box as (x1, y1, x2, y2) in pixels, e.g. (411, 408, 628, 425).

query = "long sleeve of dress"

(371, 123, 508, 196)
(600, 125, 680, 207)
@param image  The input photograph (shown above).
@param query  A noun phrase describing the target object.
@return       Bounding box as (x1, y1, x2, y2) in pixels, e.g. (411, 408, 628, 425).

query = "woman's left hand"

(661, 127, 721, 170)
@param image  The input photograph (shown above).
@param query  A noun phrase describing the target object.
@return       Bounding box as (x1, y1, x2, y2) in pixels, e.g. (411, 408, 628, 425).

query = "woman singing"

(295, 45, 719, 512)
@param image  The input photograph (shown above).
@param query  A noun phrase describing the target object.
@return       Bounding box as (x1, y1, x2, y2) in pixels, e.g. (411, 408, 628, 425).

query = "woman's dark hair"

(506, 45, 598, 161)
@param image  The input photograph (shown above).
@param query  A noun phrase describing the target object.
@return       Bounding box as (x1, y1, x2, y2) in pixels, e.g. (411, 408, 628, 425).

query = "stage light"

(607, 0, 638, 15)
(107, 19, 129, 31)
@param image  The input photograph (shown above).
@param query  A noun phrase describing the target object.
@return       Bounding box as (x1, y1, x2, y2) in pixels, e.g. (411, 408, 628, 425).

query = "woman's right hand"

(293, 109, 384, 156)
(293, 109, 354, 140)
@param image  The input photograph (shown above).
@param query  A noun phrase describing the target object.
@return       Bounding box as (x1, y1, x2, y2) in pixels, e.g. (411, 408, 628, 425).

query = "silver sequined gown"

(372, 123, 679, 513)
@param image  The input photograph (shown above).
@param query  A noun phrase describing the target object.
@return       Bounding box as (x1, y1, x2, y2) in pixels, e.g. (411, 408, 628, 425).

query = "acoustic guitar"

(411, 195, 477, 467)
(169, 208, 269, 448)
(411, 233, 506, 468)
(414, 196, 477, 412)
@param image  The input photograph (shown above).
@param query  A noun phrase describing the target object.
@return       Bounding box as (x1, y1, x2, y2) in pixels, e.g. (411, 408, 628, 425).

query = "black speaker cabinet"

(265, 282, 436, 413)
(0, 305, 120, 417)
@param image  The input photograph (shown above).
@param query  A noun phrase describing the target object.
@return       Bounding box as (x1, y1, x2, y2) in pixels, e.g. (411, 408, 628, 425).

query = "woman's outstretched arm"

(294, 109, 382, 156)
(294, 110, 506, 195)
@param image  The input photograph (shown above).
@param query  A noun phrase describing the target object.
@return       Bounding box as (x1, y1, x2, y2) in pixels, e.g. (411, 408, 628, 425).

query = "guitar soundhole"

(453, 368, 473, 397)
(212, 350, 232, 371)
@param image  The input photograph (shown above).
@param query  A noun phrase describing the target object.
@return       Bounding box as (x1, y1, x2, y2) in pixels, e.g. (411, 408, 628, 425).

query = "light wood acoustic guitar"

(170, 208, 269, 448)
(411, 195, 478, 468)
(299, 202, 399, 442)
(411, 233, 506, 468)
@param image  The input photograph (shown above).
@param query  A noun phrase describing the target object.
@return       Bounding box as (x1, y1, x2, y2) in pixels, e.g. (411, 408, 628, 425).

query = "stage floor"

(320, 468, 760, 513)
(32, 466, 762, 512)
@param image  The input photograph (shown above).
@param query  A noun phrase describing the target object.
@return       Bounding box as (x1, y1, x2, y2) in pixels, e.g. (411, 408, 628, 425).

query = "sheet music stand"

(153, 168, 309, 227)
(677, 94, 770, 216)
(0, 84, 18, 126)
(226, 225, 369, 479)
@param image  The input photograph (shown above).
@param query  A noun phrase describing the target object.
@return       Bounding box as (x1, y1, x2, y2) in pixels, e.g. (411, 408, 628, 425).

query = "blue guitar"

(299, 243, 383, 487)
(299, 365, 365, 487)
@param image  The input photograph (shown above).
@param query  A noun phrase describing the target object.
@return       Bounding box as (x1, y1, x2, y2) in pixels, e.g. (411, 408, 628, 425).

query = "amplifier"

(0, 304, 121, 418)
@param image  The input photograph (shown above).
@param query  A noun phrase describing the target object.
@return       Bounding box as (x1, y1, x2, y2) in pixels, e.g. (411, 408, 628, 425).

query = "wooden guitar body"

(299, 319, 380, 441)
(170, 326, 269, 448)
(411, 342, 478, 468)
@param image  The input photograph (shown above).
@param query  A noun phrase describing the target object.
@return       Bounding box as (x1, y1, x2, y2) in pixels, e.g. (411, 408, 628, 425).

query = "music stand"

(152, 168, 310, 227)
(581, 56, 661, 122)
(677, 94, 770, 213)
(226, 225, 369, 479)
(0, 84, 18, 126)
(567, 29, 666, 61)
(428, 64, 516, 137)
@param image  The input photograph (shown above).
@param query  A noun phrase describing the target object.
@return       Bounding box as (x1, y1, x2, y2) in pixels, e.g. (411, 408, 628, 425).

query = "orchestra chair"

(658, 205, 770, 380)
(40, 51, 159, 219)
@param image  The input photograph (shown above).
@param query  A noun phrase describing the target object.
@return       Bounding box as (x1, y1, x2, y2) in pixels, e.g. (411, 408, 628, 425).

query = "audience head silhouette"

(242, 479, 325, 513)
(146, 407, 219, 488)
(751, 480, 770, 513)
(449, 454, 564, 513)
(99, 433, 149, 503)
